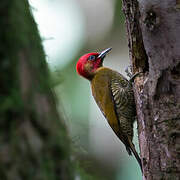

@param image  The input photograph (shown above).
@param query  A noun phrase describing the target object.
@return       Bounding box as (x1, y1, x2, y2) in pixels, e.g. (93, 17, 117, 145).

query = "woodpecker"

(76, 48, 142, 171)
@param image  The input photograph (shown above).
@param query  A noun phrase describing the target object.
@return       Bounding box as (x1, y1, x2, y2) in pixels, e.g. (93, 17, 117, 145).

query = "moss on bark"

(0, 1, 73, 179)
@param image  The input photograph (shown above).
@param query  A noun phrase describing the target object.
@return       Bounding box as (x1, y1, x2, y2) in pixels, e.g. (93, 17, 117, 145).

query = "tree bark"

(0, 1, 73, 179)
(122, 0, 180, 179)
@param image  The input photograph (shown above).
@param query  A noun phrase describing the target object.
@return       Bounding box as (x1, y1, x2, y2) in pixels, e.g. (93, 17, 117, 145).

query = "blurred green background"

(29, 0, 141, 179)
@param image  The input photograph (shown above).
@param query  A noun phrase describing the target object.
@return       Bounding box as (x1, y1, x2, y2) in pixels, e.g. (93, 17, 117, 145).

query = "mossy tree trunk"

(0, 1, 73, 179)
(122, 0, 180, 179)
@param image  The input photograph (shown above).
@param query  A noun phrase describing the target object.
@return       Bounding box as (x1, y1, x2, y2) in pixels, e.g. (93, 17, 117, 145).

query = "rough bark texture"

(122, 0, 180, 179)
(0, 1, 73, 179)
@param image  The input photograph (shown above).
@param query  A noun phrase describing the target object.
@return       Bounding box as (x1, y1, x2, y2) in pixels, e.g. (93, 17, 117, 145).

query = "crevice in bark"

(155, 70, 173, 99)
(122, 0, 149, 74)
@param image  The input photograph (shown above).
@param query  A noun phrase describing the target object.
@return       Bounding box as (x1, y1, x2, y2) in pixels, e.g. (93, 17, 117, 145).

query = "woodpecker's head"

(76, 47, 112, 80)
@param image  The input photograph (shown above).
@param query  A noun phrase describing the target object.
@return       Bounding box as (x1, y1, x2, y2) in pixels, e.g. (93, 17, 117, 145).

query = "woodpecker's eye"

(88, 55, 96, 61)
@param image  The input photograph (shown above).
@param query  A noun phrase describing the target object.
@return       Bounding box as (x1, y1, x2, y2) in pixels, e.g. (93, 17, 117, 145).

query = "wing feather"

(110, 77, 136, 139)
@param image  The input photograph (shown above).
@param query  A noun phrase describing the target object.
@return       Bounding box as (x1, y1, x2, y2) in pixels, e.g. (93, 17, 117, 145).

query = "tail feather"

(127, 137, 143, 172)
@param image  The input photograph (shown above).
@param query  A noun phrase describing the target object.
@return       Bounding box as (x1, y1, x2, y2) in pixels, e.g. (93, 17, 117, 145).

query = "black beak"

(97, 47, 112, 59)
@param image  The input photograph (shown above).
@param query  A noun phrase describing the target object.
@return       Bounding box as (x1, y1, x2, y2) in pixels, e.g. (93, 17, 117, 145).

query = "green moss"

(0, 0, 73, 179)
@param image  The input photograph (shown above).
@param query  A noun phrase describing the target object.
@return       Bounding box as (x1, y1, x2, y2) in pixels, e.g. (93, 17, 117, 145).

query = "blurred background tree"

(0, 0, 72, 179)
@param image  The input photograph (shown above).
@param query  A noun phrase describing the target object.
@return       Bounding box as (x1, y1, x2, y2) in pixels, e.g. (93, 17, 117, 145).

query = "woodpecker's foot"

(125, 66, 143, 83)
(129, 72, 143, 83)
(125, 65, 133, 78)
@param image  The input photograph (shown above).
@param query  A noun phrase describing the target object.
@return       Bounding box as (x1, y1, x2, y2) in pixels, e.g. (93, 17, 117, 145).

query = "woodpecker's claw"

(125, 65, 133, 78)
(125, 65, 143, 83)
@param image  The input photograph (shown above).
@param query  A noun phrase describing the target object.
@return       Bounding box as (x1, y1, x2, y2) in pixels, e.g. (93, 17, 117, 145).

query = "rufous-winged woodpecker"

(76, 48, 142, 171)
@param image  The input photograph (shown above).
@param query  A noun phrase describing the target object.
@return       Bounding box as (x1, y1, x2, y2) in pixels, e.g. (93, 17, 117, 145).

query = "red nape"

(76, 60, 83, 76)
(76, 57, 89, 79)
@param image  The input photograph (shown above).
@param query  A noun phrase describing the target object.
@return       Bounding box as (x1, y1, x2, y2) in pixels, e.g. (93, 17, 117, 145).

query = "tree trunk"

(122, 0, 180, 179)
(0, 1, 73, 179)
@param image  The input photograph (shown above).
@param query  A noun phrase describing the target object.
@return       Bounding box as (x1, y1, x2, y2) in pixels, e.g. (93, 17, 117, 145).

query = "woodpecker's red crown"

(76, 48, 112, 80)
